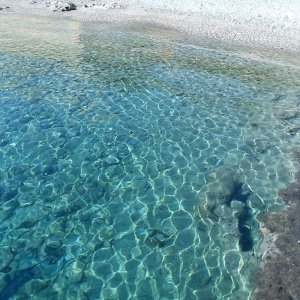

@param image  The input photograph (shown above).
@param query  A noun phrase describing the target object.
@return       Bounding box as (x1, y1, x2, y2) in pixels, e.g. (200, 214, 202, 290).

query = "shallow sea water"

(0, 14, 300, 300)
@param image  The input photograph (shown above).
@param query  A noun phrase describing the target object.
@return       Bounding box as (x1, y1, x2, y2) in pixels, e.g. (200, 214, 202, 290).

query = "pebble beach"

(1, 0, 300, 52)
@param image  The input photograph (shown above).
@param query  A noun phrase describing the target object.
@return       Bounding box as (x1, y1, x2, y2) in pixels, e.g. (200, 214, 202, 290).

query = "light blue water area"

(0, 15, 300, 300)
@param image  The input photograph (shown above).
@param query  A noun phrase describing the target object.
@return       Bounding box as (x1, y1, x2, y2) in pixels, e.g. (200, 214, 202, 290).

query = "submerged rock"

(199, 165, 256, 252)
(147, 228, 174, 247)
(203, 166, 252, 208)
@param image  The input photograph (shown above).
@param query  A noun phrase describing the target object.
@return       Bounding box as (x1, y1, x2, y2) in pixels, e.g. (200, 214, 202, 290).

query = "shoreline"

(1, 0, 300, 53)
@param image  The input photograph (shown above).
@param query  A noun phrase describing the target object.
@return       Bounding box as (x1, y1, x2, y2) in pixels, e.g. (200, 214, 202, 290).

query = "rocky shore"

(254, 149, 300, 299)
(1, 0, 300, 52)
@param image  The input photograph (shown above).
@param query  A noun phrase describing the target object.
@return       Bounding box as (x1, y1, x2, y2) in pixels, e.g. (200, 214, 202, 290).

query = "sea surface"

(0, 14, 300, 300)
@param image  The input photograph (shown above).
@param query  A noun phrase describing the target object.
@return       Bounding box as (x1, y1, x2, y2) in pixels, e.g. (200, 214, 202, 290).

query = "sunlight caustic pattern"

(0, 16, 299, 300)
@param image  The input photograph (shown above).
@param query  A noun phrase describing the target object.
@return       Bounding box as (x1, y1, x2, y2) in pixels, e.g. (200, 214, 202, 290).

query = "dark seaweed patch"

(237, 206, 254, 252)
(226, 181, 251, 205)
(227, 181, 254, 252)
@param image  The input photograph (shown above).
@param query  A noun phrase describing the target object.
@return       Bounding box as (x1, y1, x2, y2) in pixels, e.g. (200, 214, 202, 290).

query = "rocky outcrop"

(47, 1, 77, 12)
(253, 148, 300, 300)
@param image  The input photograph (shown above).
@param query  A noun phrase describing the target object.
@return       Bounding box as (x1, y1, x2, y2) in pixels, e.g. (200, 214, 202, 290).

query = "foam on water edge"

(0, 15, 299, 300)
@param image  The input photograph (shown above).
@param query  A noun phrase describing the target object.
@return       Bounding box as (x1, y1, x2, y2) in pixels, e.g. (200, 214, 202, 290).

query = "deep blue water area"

(0, 15, 300, 299)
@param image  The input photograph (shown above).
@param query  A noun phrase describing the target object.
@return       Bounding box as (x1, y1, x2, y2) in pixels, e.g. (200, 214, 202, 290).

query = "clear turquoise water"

(0, 15, 300, 300)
